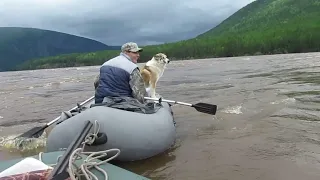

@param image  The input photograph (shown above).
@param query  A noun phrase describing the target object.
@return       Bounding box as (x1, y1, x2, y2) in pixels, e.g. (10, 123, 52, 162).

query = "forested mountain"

(17, 0, 320, 70)
(0, 27, 119, 71)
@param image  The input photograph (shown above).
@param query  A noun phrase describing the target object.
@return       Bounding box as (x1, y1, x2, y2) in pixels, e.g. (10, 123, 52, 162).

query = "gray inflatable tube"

(46, 100, 176, 162)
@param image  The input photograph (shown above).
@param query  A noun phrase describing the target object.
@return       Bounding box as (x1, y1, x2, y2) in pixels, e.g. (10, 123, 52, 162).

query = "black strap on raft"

(88, 132, 108, 146)
(47, 120, 93, 180)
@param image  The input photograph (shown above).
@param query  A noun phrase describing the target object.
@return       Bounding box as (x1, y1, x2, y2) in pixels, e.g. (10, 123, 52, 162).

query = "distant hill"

(18, 0, 320, 70)
(0, 27, 120, 71)
(197, 0, 319, 38)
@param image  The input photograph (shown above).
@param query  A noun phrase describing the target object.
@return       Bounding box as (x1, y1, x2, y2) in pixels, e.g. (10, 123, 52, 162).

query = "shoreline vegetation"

(11, 0, 320, 71)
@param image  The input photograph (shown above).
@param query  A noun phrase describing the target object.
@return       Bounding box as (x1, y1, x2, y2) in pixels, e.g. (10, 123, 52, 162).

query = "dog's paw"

(146, 87, 151, 96)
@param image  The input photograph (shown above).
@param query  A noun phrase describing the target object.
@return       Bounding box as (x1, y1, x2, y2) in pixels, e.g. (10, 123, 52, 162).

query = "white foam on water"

(76, 66, 94, 71)
(221, 105, 243, 114)
(242, 57, 251, 61)
(0, 131, 48, 153)
(0, 116, 3, 119)
(199, 84, 210, 86)
(270, 98, 296, 105)
(43, 82, 52, 87)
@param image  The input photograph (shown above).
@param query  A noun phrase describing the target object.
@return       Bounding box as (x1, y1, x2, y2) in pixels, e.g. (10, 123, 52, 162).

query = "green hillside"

(0, 27, 120, 71)
(17, 0, 320, 70)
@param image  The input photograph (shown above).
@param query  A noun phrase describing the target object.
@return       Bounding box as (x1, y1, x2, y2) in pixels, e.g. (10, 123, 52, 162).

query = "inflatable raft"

(46, 96, 176, 162)
(0, 150, 150, 179)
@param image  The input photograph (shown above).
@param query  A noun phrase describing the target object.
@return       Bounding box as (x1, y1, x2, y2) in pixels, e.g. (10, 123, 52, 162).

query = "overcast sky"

(0, 0, 255, 46)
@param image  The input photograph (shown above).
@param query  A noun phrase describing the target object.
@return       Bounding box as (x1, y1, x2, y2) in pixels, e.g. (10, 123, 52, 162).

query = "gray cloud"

(0, 0, 255, 45)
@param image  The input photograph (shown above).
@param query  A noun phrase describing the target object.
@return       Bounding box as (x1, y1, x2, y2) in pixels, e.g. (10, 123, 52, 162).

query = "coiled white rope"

(39, 120, 121, 180)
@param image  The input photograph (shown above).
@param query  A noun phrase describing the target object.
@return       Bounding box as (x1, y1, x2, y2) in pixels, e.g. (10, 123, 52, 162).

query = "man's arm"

(129, 68, 148, 103)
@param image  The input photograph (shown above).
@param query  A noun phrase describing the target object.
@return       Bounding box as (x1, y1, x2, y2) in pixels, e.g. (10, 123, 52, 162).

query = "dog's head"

(153, 53, 170, 65)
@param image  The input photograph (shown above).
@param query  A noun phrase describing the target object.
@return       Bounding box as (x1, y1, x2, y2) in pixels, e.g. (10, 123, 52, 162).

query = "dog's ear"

(154, 53, 169, 63)
(154, 53, 163, 61)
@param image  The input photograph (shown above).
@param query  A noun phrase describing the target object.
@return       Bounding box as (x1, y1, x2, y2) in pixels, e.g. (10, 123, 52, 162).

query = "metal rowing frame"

(47, 120, 93, 180)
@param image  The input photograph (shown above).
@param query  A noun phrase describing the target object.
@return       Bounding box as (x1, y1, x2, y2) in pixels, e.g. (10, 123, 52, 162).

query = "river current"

(1, 52, 320, 179)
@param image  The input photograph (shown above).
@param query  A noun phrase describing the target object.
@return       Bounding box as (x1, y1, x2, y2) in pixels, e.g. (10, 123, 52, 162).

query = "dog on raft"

(140, 53, 170, 98)
(93, 53, 170, 98)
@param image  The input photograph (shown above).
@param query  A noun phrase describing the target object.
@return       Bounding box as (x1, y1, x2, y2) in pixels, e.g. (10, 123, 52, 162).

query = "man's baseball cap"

(121, 42, 143, 52)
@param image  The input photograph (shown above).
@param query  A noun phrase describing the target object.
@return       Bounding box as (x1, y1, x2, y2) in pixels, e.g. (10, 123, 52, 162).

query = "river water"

(1, 52, 320, 179)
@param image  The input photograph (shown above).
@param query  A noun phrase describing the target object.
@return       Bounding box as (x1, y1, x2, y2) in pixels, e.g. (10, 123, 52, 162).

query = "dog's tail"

(94, 74, 100, 90)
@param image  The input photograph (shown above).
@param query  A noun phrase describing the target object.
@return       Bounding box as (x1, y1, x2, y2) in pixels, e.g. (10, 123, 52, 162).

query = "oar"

(17, 96, 95, 138)
(144, 97, 217, 115)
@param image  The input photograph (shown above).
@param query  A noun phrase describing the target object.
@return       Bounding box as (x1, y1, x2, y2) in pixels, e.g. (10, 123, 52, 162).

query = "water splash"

(221, 105, 243, 114)
(0, 133, 47, 153)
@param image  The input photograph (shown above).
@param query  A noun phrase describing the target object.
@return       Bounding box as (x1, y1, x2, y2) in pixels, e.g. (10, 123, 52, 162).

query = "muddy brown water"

(1, 52, 320, 179)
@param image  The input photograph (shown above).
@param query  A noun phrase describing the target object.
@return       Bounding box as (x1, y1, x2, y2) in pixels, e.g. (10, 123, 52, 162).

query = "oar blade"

(17, 125, 47, 138)
(193, 103, 217, 115)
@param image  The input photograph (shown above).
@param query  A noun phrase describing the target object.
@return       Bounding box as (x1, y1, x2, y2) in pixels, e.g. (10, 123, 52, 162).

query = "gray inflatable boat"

(46, 96, 176, 162)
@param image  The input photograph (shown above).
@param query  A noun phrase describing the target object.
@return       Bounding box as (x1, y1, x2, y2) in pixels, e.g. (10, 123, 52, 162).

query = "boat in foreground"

(0, 150, 150, 180)
(46, 96, 176, 162)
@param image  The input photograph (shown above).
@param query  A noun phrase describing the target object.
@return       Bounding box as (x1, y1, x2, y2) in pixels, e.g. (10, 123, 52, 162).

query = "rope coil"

(39, 120, 120, 180)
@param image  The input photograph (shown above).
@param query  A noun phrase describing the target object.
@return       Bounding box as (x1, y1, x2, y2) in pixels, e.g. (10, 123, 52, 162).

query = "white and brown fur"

(140, 53, 170, 98)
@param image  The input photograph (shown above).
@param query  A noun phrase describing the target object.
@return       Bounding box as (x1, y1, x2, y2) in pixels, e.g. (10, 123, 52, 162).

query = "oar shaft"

(144, 97, 192, 106)
(47, 96, 94, 126)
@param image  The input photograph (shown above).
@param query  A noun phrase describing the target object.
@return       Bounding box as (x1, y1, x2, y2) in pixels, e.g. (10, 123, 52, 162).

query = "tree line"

(16, 15, 320, 71)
